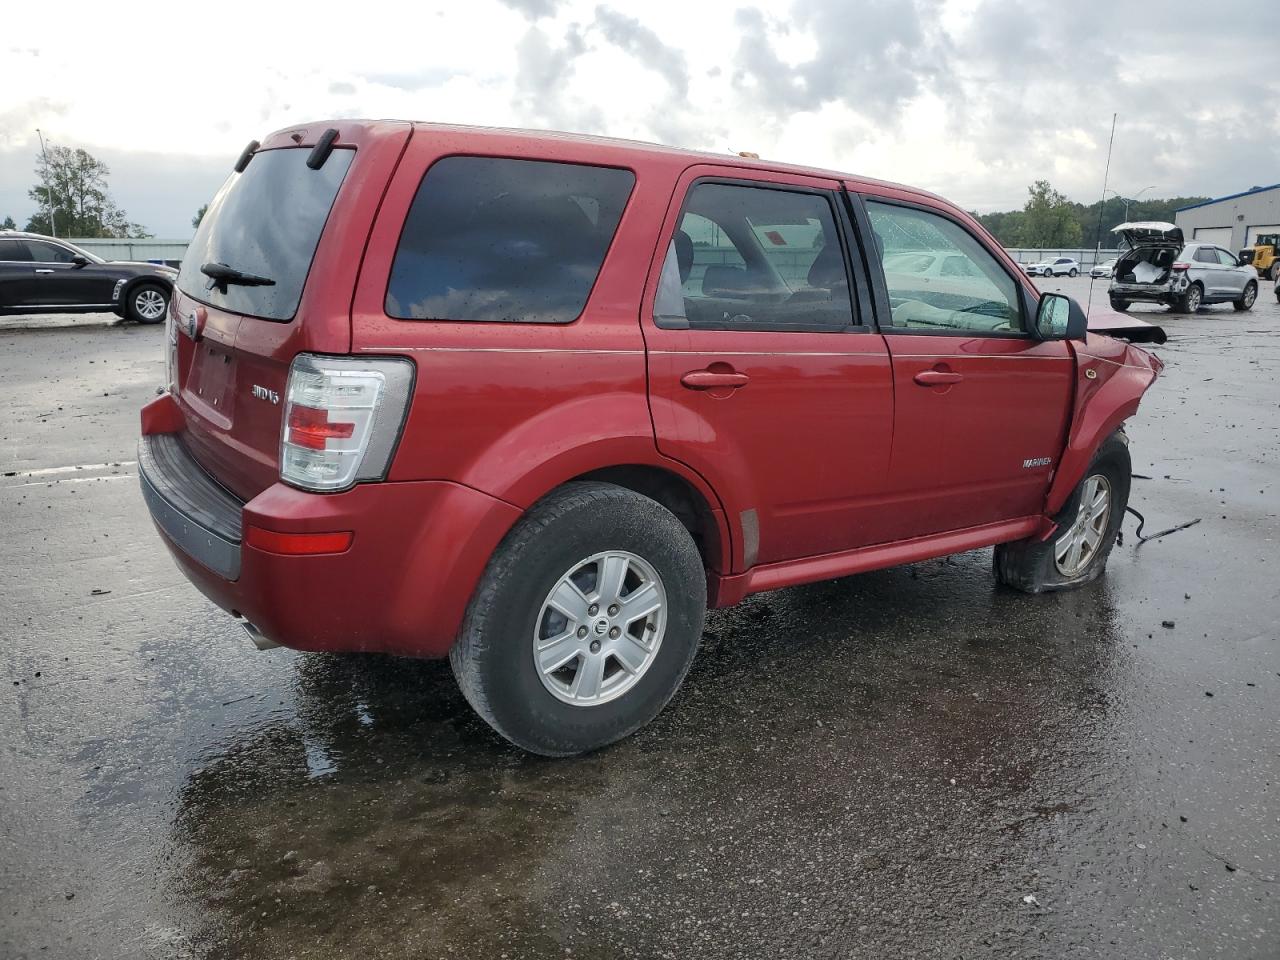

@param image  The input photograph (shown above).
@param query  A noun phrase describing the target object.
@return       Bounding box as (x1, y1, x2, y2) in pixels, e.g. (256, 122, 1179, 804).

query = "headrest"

(675, 230, 693, 284)
(807, 243, 845, 290)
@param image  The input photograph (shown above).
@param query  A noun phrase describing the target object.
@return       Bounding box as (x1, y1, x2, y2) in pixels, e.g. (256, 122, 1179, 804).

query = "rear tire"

(1069, 268, 1079, 277)
(450, 481, 706, 756)
(1176, 283, 1202, 313)
(994, 432, 1130, 594)
(1232, 282, 1256, 311)
(126, 282, 168, 324)
(1108, 297, 1130, 312)
(1269, 262, 1280, 282)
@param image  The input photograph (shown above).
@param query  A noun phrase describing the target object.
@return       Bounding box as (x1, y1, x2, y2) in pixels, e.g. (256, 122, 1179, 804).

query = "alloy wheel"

(533, 550, 667, 706)
(1054, 474, 1111, 578)
(134, 288, 166, 321)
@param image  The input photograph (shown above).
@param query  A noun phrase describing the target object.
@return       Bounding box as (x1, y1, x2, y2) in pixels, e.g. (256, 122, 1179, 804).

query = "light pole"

(35, 128, 56, 238)
(1106, 185, 1158, 224)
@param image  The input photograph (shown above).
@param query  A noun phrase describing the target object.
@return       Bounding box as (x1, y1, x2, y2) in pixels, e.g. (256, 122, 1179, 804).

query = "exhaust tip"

(234, 614, 280, 651)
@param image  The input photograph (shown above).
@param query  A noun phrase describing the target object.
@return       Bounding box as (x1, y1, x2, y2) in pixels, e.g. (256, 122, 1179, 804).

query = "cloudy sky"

(2, 0, 1276, 238)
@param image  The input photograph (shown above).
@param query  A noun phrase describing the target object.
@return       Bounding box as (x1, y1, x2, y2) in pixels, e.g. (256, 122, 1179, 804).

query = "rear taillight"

(1172, 263, 1190, 271)
(280, 354, 414, 492)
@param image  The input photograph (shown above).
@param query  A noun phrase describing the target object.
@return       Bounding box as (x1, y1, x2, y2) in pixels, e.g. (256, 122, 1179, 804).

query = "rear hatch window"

(177, 147, 354, 321)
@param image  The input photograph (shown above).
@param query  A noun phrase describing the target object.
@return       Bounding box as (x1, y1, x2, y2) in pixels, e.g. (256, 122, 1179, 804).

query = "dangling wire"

(1119, 505, 1201, 546)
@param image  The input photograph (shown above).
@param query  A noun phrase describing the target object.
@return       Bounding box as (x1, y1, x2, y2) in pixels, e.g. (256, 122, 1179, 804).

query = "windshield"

(177, 147, 353, 321)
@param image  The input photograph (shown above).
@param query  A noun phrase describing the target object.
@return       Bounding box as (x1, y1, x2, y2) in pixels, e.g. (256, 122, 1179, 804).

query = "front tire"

(994, 432, 1130, 594)
(1232, 282, 1256, 311)
(1269, 261, 1280, 282)
(126, 282, 169, 324)
(450, 482, 706, 756)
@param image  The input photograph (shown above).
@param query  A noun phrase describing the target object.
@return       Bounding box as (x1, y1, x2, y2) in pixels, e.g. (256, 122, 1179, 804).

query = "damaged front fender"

(1046, 333, 1162, 516)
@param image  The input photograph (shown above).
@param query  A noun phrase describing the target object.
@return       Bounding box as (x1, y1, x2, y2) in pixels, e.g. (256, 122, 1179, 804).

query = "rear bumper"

(139, 397, 522, 658)
(139, 433, 244, 579)
(1110, 275, 1189, 301)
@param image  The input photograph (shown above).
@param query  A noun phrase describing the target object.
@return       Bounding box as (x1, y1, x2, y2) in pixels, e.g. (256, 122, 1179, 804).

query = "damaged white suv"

(1108, 222, 1258, 314)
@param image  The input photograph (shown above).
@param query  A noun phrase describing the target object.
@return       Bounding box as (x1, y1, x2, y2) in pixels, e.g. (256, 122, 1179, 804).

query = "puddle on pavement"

(167, 558, 1146, 958)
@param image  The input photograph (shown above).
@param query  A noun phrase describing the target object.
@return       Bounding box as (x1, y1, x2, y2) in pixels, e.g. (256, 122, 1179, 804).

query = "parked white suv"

(1024, 257, 1079, 277)
(1108, 222, 1258, 313)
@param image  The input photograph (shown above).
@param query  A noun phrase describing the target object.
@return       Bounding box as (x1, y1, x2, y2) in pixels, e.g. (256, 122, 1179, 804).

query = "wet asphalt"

(1, 277, 1277, 959)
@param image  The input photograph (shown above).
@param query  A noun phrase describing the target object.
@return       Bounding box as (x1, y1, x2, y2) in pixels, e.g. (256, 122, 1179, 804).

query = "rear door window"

(1193, 247, 1217, 264)
(386, 157, 635, 323)
(177, 147, 354, 321)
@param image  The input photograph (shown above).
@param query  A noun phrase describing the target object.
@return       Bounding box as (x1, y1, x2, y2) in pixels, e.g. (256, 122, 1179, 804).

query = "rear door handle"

(913, 370, 963, 386)
(34, 269, 55, 274)
(680, 370, 750, 390)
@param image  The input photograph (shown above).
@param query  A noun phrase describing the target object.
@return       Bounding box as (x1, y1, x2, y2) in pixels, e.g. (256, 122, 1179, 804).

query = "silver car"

(1024, 256, 1080, 277)
(1108, 222, 1259, 313)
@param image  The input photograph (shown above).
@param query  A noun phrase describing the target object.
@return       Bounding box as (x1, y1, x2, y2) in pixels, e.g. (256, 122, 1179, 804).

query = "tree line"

(4, 144, 150, 239)
(971, 180, 1209, 250)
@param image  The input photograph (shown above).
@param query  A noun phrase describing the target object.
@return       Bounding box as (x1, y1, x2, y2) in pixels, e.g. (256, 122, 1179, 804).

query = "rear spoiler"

(1086, 312, 1167, 345)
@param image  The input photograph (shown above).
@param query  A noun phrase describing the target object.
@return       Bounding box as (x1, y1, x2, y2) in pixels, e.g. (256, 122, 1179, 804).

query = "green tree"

(25, 145, 149, 238)
(1, 215, 15, 230)
(192, 203, 208, 229)
(1017, 180, 1081, 248)
(974, 191, 1213, 249)
(972, 209, 1027, 246)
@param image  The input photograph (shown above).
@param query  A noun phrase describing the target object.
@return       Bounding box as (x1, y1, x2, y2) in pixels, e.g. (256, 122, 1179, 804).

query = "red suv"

(140, 121, 1164, 755)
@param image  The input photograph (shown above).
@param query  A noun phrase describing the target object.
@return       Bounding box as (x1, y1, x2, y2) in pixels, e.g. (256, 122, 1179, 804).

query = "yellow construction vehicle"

(1239, 233, 1280, 281)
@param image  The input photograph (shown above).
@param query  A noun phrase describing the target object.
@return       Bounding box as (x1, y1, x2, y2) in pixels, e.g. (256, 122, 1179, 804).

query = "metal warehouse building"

(1174, 183, 1280, 252)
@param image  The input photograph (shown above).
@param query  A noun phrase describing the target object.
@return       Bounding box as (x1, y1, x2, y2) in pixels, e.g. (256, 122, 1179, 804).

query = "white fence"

(67, 238, 189, 266)
(1005, 248, 1121, 269)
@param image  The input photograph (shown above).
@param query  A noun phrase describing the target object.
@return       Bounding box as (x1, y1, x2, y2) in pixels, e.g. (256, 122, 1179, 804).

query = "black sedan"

(0, 231, 178, 323)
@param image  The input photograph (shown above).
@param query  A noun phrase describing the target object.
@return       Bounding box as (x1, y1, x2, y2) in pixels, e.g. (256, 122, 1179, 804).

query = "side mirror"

(1034, 292, 1087, 341)
(70, 254, 89, 268)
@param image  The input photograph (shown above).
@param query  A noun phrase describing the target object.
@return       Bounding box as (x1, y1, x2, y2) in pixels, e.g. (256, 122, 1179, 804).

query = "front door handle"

(681, 369, 750, 391)
(34, 268, 55, 274)
(913, 369, 963, 386)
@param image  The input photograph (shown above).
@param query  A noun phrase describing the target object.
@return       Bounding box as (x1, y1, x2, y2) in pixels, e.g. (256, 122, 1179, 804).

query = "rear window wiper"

(200, 261, 276, 293)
